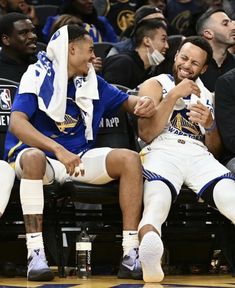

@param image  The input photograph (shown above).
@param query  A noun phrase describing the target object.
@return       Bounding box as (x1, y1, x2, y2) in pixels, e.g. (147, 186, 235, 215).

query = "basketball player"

(137, 36, 235, 282)
(4, 24, 155, 281)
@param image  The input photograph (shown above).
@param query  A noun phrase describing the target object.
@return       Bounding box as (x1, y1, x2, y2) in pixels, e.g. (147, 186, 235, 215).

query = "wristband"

(205, 120, 217, 133)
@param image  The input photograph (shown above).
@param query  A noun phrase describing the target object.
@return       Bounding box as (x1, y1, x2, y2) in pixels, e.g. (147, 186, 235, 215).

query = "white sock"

(20, 179, 45, 258)
(139, 231, 164, 283)
(0, 161, 15, 216)
(122, 230, 139, 256)
(26, 232, 44, 258)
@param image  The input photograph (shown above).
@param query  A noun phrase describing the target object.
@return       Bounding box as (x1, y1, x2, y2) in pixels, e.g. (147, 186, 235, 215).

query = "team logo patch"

(117, 10, 134, 32)
(0, 88, 12, 110)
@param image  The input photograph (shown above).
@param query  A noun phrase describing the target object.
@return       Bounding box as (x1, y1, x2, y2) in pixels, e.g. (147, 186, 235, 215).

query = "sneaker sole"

(28, 269, 54, 281)
(117, 269, 142, 280)
(139, 231, 164, 283)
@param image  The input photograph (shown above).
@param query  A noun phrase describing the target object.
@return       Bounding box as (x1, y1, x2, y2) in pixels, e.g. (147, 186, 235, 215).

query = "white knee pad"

(0, 161, 15, 216)
(138, 180, 172, 236)
(20, 179, 44, 215)
(213, 178, 235, 224)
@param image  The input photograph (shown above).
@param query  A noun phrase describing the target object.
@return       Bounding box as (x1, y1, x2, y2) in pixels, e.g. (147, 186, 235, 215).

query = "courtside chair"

(94, 42, 114, 60)
(34, 5, 59, 27)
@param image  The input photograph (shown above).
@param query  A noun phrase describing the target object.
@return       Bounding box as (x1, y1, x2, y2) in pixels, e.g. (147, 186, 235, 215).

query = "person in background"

(196, 7, 235, 92)
(0, 12, 37, 83)
(107, 5, 166, 57)
(103, 19, 168, 89)
(153, 34, 185, 75)
(42, 0, 118, 43)
(0, 0, 46, 41)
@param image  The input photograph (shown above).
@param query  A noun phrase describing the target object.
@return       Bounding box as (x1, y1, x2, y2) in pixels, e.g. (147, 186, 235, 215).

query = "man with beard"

(136, 36, 235, 282)
(4, 24, 155, 281)
(0, 12, 37, 82)
(196, 8, 235, 92)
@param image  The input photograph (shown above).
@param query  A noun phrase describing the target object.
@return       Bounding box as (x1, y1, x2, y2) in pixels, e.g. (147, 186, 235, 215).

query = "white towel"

(18, 25, 99, 140)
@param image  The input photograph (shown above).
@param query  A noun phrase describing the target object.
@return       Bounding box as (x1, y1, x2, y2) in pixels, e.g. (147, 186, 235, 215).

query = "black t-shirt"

(103, 50, 151, 89)
(200, 52, 235, 92)
(0, 51, 36, 83)
(215, 68, 235, 164)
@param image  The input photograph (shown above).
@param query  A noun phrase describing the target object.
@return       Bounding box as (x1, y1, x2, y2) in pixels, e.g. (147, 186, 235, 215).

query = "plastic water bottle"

(76, 229, 92, 279)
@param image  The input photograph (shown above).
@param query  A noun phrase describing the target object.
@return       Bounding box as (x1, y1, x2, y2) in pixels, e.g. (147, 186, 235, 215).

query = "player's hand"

(134, 96, 156, 118)
(54, 146, 85, 177)
(92, 57, 102, 72)
(187, 101, 213, 129)
(173, 79, 201, 99)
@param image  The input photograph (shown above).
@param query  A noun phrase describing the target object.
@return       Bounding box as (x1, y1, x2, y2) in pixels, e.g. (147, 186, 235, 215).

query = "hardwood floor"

(0, 275, 235, 288)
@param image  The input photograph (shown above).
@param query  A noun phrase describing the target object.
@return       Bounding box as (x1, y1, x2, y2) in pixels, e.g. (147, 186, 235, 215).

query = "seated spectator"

(153, 34, 184, 75)
(148, 0, 167, 14)
(103, 19, 168, 89)
(0, 12, 37, 83)
(196, 7, 235, 92)
(137, 36, 235, 282)
(215, 68, 235, 172)
(165, 0, 204, 36)
(0, 0, 45, 41)
(0, 0, 38, 25)
(49, 13, 83, 38)
(42, 0, 118, 43)
(107, 5, 166, 57)
(4, 24, 155, 281)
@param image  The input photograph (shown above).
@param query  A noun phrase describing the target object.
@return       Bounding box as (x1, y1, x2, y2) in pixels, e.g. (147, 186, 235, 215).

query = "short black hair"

(178, 36, 213, 65)
(134, 18, 167, 47)
(0, 12, 29, 44)
(67, 24, 89, 42)
(196, 8, 225, 36)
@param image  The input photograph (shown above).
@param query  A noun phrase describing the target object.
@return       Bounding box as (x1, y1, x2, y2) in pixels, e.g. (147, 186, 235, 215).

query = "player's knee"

(20, 149, 47, 177)
(118, 149, 141, 168)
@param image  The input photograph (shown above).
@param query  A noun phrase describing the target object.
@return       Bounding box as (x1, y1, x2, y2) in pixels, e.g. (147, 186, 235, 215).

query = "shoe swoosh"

(122, 263, 135, 271)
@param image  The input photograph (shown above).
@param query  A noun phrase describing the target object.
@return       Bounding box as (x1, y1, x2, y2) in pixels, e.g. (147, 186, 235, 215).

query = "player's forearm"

(9, 112, 63, 155)
(138, 90, 178, 143)
(205, 128, 223, 158)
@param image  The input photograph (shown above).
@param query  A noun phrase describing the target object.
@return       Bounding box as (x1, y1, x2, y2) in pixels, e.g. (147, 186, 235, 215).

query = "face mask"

(147, 48, 165, 66)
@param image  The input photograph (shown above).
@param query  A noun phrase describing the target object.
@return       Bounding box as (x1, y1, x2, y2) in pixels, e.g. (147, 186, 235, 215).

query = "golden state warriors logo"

(117, 10, 135, 32)
(171, 113, 200, 136)
(55, 114, 79, 133)
(171, 10, 191, 34)
(0, 89, 12, 110)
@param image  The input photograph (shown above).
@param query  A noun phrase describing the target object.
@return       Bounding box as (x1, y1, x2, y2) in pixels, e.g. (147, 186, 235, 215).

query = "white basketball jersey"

(154, 74, 214, 143)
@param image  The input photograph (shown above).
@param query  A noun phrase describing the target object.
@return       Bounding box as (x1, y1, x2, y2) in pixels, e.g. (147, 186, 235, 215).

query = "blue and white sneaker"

(27, 248, 54, 281)
(117, 248, 142, 280)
